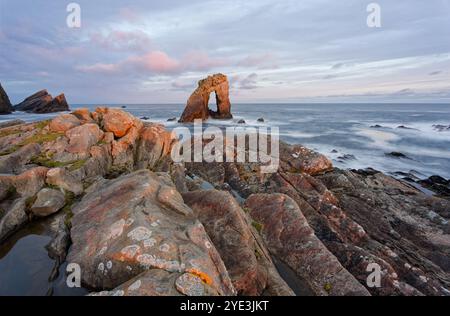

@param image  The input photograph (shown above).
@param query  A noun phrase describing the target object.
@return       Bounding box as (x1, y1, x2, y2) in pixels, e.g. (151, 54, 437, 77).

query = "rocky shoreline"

(0, 108, 449, 296)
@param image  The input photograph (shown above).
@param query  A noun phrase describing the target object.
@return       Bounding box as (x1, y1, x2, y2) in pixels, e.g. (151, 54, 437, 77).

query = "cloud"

(76, 50, 227, 76)
(232, 73, 259, 90)
(237, 53, 278, 69)
(90, 30, 152, 51)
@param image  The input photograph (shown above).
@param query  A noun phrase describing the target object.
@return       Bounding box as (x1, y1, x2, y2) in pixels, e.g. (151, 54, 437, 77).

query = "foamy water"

(1, 103, 449, 178)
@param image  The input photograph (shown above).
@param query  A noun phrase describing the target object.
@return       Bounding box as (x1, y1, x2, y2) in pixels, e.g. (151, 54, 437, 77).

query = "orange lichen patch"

(111, 245, 142, 262)
(186, 268, 213, 285)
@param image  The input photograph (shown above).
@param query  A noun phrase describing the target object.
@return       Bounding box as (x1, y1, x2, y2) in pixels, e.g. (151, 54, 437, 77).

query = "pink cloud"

(127, 51, 180, 73)
(76, 63, 120, 74)
(181, 51, 229, 71)
(90, 30, 152, 51)
(76, 50, 228, 76)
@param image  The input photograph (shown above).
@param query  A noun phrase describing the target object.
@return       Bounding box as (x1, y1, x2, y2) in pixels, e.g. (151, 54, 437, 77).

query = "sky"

(1, 0, 450, 104)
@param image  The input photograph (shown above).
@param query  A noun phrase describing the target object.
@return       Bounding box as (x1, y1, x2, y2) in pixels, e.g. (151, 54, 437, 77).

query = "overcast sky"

(1, 0, 449, 104)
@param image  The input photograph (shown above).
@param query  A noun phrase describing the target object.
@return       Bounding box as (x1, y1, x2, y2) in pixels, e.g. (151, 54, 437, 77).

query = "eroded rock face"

(244, 193, 370, 296)
(14, 90, 70, 113)
(67, 170, 236, 296)
(179, 74, 232, 123)
(0, 83, 13, 114)
(183, 190, 294, 296)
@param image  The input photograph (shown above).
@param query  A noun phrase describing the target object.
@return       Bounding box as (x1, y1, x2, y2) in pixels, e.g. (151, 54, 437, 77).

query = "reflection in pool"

(0, 220, 88, 296)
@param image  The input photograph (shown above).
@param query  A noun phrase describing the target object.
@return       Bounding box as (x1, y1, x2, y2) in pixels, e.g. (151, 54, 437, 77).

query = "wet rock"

(183, 190, 294, 296)
(244, 193, 370, 296)
(65, 123, 104, 154)
(49, 114, 81, 132)
(31, 188, 65, 217)
(370, 124, 383, 128)
(337, 154, 356, 161)
(385, 152, 411, 159)
(140, 116, 150, 120)
(179, 74, 232, 122)
(46, 167, 83, 195)
(432, 124, 450, 132)
(418, 175, 450, 198)
(167, 117, 177, 122)
(237, 119, 246, 124)
(0, 83, 13, 114)
(67, 170, 235, 295)
(0, 197, 28, 243)
(46, 215, 71, 262)
(14, 90, 69, 113)
(397, 125, 416, 130)
(257, 118, 265, 123)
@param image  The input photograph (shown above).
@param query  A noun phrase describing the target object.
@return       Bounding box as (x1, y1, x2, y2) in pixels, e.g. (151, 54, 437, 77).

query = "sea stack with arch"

(179, 73, 233, 123)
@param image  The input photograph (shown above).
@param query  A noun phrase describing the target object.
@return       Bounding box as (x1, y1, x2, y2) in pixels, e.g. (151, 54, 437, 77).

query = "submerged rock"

(385, 152, 411, 159)
(179, 74, 232, 123)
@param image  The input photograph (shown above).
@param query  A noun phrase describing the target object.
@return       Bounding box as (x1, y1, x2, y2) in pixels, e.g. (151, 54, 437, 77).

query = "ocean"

(1, 103, 449, 179)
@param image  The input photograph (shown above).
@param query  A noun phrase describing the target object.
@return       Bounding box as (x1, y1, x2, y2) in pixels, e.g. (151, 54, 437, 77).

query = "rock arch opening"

(179, 74, 233, 123)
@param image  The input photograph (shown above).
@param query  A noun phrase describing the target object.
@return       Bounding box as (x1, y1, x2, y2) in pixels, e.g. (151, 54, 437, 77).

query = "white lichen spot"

(175, 273, 205, 296)
(419, 275, 429, 283)
(204, 241, 212, 249)
(404, 263, 412, 270)
(159, 243, 170, 253)
(127, 226, 152, 242)
(98, 262, 105, 272)
(120, 245, 141, 258)
(128, 279, 142, 292)
(151, 220, 161, 227)
(126, 266, 133, 271)
(98, 246, 108, 256)
(112, 290, 125, 296)
(136, 254, 181, 272)
(106, 260, 113, 270)
(125, 218, 135, 226)
(109, 219, 126, 239)
(142, 238, 156, 248)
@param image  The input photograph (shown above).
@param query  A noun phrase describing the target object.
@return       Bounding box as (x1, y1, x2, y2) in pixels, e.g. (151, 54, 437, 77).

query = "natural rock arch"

(179, 73, 233, 123)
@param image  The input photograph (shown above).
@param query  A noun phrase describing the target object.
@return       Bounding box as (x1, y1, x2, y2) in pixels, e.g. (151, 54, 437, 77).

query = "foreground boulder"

(179, 74, 232, 123)
(0, 83, 13, 114)
(67, 170, 236, 296)
(14, 90, 70, 113)
(183, 190, 294, 296)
